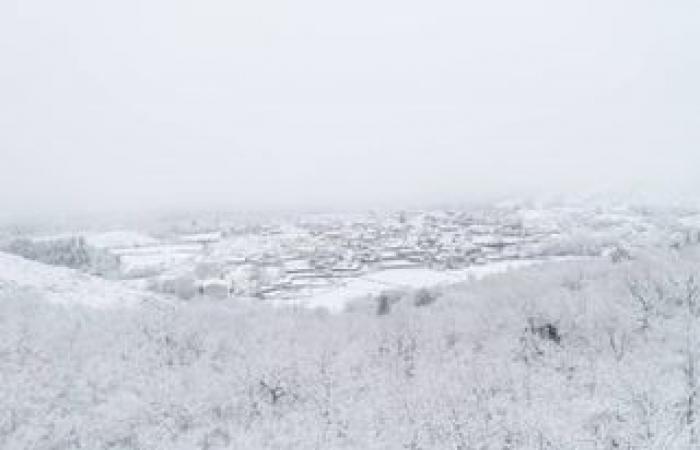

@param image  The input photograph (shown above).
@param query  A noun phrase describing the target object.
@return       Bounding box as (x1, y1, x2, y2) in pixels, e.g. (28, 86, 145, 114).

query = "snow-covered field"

(85, 230, 161, 249)
(299, 259, 547, 312)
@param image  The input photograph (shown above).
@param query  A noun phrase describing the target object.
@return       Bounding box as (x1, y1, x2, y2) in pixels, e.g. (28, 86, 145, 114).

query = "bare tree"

(626, 275, 665, 332)
(681, 275, 700, 444)
(606, 328, 628, 362)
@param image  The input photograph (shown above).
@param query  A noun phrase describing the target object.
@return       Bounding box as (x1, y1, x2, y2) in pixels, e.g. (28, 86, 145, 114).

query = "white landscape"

(298, 260, 546, 312)
(3, 204, 700, 449)
(2, 0, 700, 448)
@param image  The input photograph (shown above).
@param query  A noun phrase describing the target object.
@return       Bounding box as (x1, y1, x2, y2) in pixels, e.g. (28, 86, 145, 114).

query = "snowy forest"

(3, 242, 700, 448)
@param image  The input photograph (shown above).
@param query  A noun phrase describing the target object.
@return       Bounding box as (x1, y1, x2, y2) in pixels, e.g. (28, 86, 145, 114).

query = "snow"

(679, 215, 700, 228)
(85, 230, 160, 249)
(112, 244, 202, 278)
(111, 243, 201, 256)
(178, 231, 222, 243)
(297, 259, 546, 312)
(0, 251, 166, 308)
(29, 231, 160, 249)
(2, 226, 700, 447)
(29, 232, 80, 242)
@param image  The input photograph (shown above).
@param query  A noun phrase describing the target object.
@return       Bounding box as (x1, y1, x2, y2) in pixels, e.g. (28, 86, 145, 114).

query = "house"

(473, 235, 506, 249)
(378, 250, 399, 260)
(331, 261, 363, 277)
(225, 255, 247, 264)
(379, 259, 422, 270)
(179, 231, 222, 245)
(200, 279, 230, 299)
(284, 259, 314, 274)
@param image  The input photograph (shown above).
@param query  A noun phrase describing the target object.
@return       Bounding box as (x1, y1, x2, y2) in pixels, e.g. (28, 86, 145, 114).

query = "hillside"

(0, 251, 168, 309)
(2, 247, 700, 448)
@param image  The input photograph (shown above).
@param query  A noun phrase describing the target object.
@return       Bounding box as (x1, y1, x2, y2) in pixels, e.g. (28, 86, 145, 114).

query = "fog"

(1, 0, 699, 217)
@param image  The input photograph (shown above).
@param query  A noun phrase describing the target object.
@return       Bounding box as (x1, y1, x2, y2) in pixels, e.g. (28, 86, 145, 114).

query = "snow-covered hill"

(0, 251, 169, 308)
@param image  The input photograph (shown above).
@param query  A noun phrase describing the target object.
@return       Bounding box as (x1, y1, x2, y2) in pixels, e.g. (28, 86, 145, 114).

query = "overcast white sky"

(1, 0, 699, 216)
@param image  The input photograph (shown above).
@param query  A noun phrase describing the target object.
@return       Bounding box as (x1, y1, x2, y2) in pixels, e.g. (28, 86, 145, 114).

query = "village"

(102, 205, 695, 301)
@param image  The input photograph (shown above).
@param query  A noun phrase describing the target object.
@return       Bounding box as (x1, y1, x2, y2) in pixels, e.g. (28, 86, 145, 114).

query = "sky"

(1, 0, 699, 217)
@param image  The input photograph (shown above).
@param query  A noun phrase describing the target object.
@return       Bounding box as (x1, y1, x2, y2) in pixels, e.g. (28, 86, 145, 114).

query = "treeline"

(3, 236, 119, 277)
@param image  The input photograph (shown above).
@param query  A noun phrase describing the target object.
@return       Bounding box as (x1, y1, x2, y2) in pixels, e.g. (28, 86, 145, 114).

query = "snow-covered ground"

(85, 230, 160, 249)
(296, 259, 547, 312)
(113, 244, 202, 278)
(3, 229, 700, 447)
(0, 246, 561, 313)
(0, 251, 167, 308)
